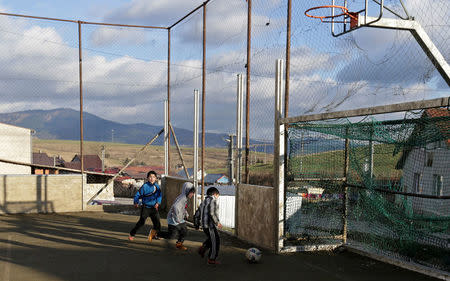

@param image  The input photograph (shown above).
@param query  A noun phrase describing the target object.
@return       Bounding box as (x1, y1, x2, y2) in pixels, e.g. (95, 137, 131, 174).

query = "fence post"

(274, 59, 285, 252)
(236, 74, 244, 184)
(343, 127, 350, 244)
(164, 100, 169, 176)
(193, 90, 200, 205)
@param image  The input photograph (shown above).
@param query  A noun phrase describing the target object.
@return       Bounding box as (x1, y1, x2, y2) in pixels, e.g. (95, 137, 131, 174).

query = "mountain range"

(0, 108, 234, 147)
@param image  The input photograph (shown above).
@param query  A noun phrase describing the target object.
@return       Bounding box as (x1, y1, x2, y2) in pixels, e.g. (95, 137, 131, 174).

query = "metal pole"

(164, 100, 169, 175)
(167, 29, 171, 175)
(201, 3, 207, 195)
(78, 22, 84, 174)
(194, 90, 200, 202)
(236, 74, 244, 184)
(245, 0, 252, 184)
(284, 0, 291, 207)
(343, 129, 350, 244)
(101, 146, 105, 172)
(235, 73, 243, 236)
(369, 127, 374, 180)
(169, 122, 189, 179)
(227, 134, 234, 184)
(78, 21, 84, 210)
(285, 0, 291, 120)
(274, 59, 285, 252)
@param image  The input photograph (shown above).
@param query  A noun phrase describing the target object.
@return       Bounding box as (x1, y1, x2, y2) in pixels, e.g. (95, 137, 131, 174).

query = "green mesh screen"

(286, 108, 450, 272)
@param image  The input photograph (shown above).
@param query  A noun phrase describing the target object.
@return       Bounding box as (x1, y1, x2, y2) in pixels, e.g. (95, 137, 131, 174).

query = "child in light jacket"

(165, 182, 196, 250)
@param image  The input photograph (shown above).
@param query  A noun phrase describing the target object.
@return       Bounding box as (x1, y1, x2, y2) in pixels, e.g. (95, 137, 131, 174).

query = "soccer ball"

(246, 247, 262, 263)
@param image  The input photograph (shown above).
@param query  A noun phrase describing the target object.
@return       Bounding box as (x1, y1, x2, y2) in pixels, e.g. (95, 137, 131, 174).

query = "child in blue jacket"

(128, 170, 162, 242)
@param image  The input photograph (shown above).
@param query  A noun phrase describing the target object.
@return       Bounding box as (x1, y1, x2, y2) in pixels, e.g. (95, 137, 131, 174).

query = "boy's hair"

(206, 186, 219, 196)
(147, 170, 157, 178)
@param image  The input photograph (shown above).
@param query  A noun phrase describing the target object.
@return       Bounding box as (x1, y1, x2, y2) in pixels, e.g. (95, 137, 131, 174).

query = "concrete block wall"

(236, 184, 276, 251)
(161, 176, 195, 216)
(83, 175, 114, 207)
(0, 174, 115, 214)
(162, 178, 277, 251)
(0, 175, 83, 214)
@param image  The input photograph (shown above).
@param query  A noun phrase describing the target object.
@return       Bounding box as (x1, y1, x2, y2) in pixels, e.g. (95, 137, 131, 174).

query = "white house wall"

(0, 123, 32, 174)
(403, 146, 450, 216)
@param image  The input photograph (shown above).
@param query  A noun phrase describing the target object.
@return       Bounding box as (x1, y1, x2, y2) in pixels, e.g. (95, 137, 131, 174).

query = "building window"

(413, 173, 422, 194)
(433, 174, 443, 196)
(425, 152, 433, 167)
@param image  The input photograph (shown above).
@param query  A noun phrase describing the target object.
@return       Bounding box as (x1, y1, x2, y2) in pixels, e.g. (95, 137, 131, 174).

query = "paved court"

(0, 210, 439, 281)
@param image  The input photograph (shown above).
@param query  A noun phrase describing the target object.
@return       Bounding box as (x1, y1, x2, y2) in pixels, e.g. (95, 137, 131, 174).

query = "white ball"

(246, 247, 262, 263)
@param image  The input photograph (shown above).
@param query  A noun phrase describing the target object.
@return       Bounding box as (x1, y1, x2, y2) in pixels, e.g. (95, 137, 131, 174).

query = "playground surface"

(0, 210, 440, 281)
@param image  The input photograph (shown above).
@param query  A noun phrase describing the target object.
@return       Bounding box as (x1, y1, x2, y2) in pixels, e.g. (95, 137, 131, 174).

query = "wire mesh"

(286, 107, 450, 271)
(289, 0, 449, 118)
(82, 24, 167, 175)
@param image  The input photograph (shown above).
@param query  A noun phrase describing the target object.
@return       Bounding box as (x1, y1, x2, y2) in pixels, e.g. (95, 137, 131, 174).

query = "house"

(32, 152, 65, 174)
(176, 168, 205, 180)
(32, 152, 54, 166)
(0, 123, 33, 174)
(64, 154, 102, 171)
(124, 166, 164, 180)
(396, 108, 450, 216)
(205, 173, 229, 184)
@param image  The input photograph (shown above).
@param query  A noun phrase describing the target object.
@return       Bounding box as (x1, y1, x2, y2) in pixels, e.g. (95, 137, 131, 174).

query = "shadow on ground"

(0, 211, 440, 281)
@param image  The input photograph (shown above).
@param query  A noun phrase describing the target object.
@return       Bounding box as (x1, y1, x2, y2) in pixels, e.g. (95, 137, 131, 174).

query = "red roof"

(32, 152, 65, 166)
(32, 152, 53, 166)
(425, 108, 450, 146)
(67, 154, 102, 171)
(123, 165, 164, 179)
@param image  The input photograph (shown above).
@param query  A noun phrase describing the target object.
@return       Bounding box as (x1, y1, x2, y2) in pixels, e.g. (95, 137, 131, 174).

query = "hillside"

(32, 139, 232, 174)
(0, 108, 230, 147)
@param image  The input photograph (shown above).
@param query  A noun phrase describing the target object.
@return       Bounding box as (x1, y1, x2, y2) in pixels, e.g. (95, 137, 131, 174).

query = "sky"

(0, 0, 448, 141)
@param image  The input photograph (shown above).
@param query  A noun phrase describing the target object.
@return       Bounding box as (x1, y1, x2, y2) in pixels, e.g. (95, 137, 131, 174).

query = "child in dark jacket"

(128, 170, 162, 242)
(163, 182, 196, 250)
(194, 187, 222, 265)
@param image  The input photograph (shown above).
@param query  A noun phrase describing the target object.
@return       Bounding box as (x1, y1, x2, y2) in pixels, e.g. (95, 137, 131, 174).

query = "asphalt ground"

(0, 210, 440, 281)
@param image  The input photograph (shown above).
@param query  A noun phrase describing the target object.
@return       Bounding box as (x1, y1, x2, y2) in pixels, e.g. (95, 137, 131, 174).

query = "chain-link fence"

(0, 14, 167, 197)
(0, 0, 448, 190)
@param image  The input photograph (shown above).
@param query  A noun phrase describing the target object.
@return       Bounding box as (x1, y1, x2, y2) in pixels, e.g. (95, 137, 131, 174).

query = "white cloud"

(89, 26, 149, 46)
(104, 0, 205, 26)
(0, 0, 447, 140)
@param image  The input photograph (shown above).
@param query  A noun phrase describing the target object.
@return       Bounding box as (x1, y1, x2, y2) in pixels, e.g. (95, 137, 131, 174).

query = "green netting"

(285, 108, 450, 272)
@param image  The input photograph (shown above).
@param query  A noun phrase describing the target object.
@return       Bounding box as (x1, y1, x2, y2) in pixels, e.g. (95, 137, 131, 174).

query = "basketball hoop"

(305, 5, 358, 26)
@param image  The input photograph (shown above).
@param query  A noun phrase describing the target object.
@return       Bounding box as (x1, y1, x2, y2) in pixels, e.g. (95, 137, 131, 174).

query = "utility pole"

(227, 134, 235, 184)
(101, 145, 105, 172)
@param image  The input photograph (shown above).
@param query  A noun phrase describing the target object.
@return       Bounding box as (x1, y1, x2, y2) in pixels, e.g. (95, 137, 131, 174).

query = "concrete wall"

(162, 178, 277, 251)
(83, 176, 114, 207)
(0, 175, 83, 214)
(0, 174, 115, 214)
(0, 123, 32, 174)
(237, 184, 276, 251)
(161, 176, 195, 216)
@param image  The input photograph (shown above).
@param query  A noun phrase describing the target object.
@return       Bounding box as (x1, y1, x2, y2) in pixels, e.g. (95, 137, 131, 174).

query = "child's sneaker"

(148, 229, 157, 242)
(176, 242, 187, 251)
(197, 246, 206, 258)
(207, 259, 220, 265)
(128, 235, 135, 241)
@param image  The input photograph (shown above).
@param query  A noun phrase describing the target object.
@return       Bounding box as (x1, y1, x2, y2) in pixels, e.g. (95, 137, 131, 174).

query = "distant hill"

(0, 108, 232, 147)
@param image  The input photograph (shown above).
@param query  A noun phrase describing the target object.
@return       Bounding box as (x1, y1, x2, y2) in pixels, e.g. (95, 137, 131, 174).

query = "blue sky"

(0, 0, 448, 141)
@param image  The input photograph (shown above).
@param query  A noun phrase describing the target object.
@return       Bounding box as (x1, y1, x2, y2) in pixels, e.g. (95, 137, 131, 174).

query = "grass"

(288, 143, 403, 179)
(32, 138, 274, 176)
